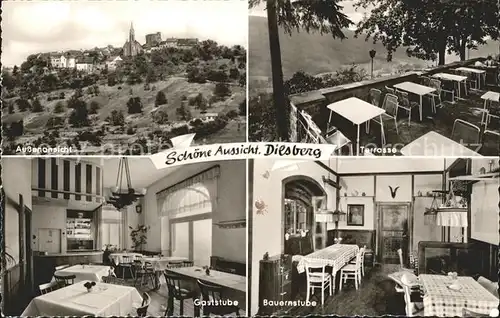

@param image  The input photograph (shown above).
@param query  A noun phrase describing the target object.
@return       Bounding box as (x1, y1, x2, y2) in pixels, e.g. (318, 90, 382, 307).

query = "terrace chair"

(163, 272, 197, 316)
(197, 280, 241, 316)
(420, 76, 431, 86)
(340, 247, 364, 291)
(53, 274, 76, 286)
(304, 259, 333, 305)
(429, 78, 455, 106)
(385, 86, 395, 94)
(465, 72, 479, 91)
(134, 292, 151, 317)
(119, 255, 135, 279)
(401, 274, 424, 317)
(348, 245, 366, 277)
(395, 91, 419, 126)
(39, 281, 64, 294)
(451, 119, 481, 149)
(367, 93, 398, 146)
(324, 125, 354, 155)
(369, 88, 382, 108)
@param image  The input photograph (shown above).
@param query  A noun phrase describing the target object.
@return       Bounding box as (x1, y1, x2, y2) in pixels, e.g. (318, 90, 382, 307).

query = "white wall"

(143, 160, 246, 262)
(31, 201, 67, 252)
(3, 158, 33, 269)
(470, 159, 499, 245)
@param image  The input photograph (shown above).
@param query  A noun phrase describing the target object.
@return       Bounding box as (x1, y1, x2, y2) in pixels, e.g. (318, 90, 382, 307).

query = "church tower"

(122, 21, 143, 57)
(129, 22, 135, 44)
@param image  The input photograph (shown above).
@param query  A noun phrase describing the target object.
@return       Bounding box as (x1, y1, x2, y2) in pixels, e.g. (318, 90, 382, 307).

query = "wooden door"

(378, 203, 411, 264)
(38, 229, 61, 254)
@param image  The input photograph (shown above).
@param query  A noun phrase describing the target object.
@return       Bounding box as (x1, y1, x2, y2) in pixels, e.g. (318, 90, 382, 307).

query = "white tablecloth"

(296, 244, 359, 274)
(142, 256, 187, 271)
(21, 281, 143, 316)
(52, 265, 112, 283)
(420, 274, 499, 317)
(109, 252, 143, 265)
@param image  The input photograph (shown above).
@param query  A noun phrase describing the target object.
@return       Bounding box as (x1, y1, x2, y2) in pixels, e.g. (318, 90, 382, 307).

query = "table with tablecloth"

(52, 264, 112, 283)
(21, 281, 143, 316)
(296, 244, 359, 274)
(141, 256, 188, 288)
(419, 274, 499, 317)
(109, 252, 143, 265)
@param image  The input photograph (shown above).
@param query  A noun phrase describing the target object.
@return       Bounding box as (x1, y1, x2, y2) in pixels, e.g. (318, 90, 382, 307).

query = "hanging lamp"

(107, 157, 146, 210)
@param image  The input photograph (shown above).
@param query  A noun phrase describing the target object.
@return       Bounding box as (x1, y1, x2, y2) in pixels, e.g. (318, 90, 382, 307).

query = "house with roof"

(105, 56, 123, 71)
(76, 57, 95, 72)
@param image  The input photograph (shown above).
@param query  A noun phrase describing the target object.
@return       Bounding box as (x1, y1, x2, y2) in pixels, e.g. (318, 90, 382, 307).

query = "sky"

(1, 0, 248, 67)
(249, 0, 366, 27)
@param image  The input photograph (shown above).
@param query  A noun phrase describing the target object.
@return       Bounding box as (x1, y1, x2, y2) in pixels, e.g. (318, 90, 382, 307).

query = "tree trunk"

(266, 0, 288, 141)
(438, 44, 446, 65)
(459, 38, 467, 61)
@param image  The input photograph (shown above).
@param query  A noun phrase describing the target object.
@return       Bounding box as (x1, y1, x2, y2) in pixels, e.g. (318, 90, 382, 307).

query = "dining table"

(393, 82, 436, 121)
(326, 97, 386, 155)
(400, 131, 481, 157)
(141, 256, 188, 289)
(52, 264, 112, 283)
(455, 67, 486, 90)
(296, 244, 359, 275)
(419, 274, 499, 317)
(431, 73, 468, 100)
(21, 281, 143, 316)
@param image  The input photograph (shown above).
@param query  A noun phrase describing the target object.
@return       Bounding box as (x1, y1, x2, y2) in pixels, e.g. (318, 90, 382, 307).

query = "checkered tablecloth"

(296, 244, 359, 274)
(419, 274, 499, 317)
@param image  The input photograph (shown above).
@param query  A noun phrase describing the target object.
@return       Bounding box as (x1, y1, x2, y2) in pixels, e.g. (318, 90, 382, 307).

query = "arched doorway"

(282, 176, 326, 254)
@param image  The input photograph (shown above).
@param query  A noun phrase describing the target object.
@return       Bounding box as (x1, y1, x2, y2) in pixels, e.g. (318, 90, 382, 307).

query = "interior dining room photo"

(1, 157, 247, 316)
(248, 157, 499, 317)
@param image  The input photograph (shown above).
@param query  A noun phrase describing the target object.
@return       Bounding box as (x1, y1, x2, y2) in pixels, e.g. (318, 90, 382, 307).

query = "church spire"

(129, 22, 135, 43)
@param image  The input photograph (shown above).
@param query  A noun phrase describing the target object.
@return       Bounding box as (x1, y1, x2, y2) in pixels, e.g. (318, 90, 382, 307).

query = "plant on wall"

(129, 225, 150, 252)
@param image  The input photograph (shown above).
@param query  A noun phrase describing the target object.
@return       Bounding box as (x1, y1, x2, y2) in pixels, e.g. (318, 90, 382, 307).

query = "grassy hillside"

(249, 15, 500, 83)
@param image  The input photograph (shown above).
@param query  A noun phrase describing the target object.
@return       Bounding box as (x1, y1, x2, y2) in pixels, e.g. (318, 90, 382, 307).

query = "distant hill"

(249, 15, 500, 82)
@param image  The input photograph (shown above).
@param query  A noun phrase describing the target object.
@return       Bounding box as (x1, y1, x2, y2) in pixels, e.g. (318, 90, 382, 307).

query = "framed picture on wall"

(347, 204, 364, 226)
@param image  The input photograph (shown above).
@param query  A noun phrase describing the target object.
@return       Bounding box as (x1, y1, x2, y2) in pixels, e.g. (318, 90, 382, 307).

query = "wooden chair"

(55, 264, 70, 271)
(119, 255, 135, 279)
(401, 273, 424, 317)
(451, 119, 481, 149)
(182, 260, 194, 267)
(349, 245, 366, 277)
(163, 272, 197, 316)
(102, 275, 125, 285)
(53, 274, 76, 286)
(339, 247, 364, 291)
(304, 259, 333, 305)
(134, 292, 151, 317)
(197, 280, 240, 316)
(39, 281, 63, 294)
(167, 261, 185, 269)
(133, 260, 156, 289)
(397, 248, 415, 273)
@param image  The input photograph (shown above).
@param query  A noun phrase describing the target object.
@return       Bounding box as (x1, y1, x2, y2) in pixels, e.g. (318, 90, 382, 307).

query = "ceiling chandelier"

(107, 157, 146, 210)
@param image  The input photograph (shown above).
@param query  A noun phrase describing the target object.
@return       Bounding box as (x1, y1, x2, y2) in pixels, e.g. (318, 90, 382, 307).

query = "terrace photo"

(248, 0, 500, 156)
(1, 0, 247, 155)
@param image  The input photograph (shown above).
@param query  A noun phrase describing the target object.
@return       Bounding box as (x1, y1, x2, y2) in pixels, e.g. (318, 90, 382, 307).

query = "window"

(100, 207, 123, 249)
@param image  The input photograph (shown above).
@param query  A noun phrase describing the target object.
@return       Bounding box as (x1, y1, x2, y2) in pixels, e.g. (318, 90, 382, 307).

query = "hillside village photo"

(1, 0, 247, 155)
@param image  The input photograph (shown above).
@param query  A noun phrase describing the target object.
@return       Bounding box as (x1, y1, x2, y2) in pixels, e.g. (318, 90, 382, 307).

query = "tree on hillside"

(127, 97, 143, 114)
(109, 110, 125, 126)
(69, 101, 90, 127)
(214, 83, 231, 98)
(354, 0, 500, 65)
(229, 68, 240, 80)
(31, 98, 44, 112)
(176, 103, 192, 121)
(249, 0, 352, 141)
(153, 110, 169, 124)
(89, 101, 100, 114)
(16, 99, 31, 112)
(54, 101, 65, 113)
(155, 91, 167, 107)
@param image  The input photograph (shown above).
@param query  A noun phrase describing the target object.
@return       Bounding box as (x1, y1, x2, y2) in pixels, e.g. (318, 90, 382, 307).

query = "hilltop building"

(49, 53, 76, 69)
(122, 22, 143, 57)
(145, 32, 162, 46)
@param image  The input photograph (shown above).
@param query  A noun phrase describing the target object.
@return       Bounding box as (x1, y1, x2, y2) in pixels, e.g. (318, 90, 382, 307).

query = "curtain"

(157, 166, 220, 217)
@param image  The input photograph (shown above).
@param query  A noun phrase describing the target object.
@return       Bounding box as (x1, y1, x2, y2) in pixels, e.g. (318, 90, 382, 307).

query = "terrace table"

(432, 73, 468, 100)
(326, 97, 385, 155)
(296, 244, 359, 276)
(393, 82, 436, 121)
(21, 281, 143, 316)
(400, 131, 481, 157)
(419, 274, 499, 317)
(480, 91, 500, 125)
(455, 67, 486, 90)
(53, 264, 112, 283)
